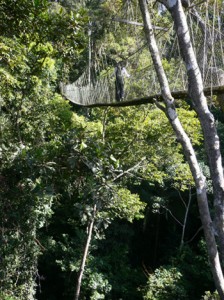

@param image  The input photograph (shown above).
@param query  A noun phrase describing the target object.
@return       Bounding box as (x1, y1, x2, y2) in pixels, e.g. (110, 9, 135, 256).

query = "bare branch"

(180, 188, 192, 250)
(102, 107, 109, 144)
(112, 17, 168, 31)
(178, 190, 187, 209)
(162, 206, 183, 227)
(186, 226, 203, 244)
(153, 97, 166, 112)
(112, 157, 146, 182)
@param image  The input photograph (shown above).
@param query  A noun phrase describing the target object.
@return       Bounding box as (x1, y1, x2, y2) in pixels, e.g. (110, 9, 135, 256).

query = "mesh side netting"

(61, 3, 224, 106)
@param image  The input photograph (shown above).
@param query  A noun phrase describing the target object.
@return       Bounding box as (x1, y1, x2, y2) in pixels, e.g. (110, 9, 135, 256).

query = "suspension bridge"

(60, 1, 224, 107)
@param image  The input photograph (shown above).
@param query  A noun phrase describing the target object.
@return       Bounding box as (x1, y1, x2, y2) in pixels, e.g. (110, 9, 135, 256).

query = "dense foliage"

(0, 0, 223, 299)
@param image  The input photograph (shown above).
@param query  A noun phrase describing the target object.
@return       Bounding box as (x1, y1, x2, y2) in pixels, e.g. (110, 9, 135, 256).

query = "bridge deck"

(66, 85, 224, 108)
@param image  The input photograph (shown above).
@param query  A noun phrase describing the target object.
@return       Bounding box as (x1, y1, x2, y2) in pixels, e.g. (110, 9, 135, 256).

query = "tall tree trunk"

(74, 204, 96, 300)
(138, 0, 224, 297)
(166, 0, 224, 264)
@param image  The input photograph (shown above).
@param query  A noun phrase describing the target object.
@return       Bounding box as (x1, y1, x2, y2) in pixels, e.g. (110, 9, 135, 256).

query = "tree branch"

(112, 157, 146, 182)
(112, 17, 168, 31)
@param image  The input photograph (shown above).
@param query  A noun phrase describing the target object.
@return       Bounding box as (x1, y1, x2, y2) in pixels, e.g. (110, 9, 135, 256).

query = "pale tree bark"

(138, 0, 224, 297)
(74, 204, 96, 300)
(180, 189, 192, 251)
(164, 0, 224, 264)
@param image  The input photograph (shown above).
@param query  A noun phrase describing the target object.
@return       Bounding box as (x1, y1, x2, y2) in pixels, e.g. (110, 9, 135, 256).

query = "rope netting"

(60, 1, 224, 106)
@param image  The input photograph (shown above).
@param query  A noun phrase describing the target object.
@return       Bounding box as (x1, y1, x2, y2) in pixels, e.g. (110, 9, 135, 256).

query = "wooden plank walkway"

(66, 85, 224, 108)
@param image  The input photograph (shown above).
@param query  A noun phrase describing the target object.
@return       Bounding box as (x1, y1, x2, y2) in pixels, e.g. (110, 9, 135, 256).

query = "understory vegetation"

(0, 0, 224, 299)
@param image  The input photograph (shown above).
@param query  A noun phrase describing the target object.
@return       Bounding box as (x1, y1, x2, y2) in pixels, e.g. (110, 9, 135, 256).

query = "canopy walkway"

(60, 1, 224, 107)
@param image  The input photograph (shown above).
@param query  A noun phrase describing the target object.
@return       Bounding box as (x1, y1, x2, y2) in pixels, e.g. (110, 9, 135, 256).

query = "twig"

(186, 226, 203, 244)
(34, 237, 46, 252)
(102, 107, 109, 144)
(162, 206, 183, 227)
(180, 188, 192, 250)
(153, 97, 166, 112)
(112, 17, 168, 31)
(112, 157, 146, 182)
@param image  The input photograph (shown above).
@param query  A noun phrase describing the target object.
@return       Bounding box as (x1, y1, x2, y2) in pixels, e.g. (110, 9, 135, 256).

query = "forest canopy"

(0, 0, 224, 299)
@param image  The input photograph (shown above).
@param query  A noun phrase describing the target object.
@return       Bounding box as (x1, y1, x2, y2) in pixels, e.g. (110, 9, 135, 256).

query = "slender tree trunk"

(74, 204, 96, 300)
(88, 21, 92, 86)
(138, 0, 224, 297)
(180, 189, 192, 251)
(166, 0, 224, 264)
